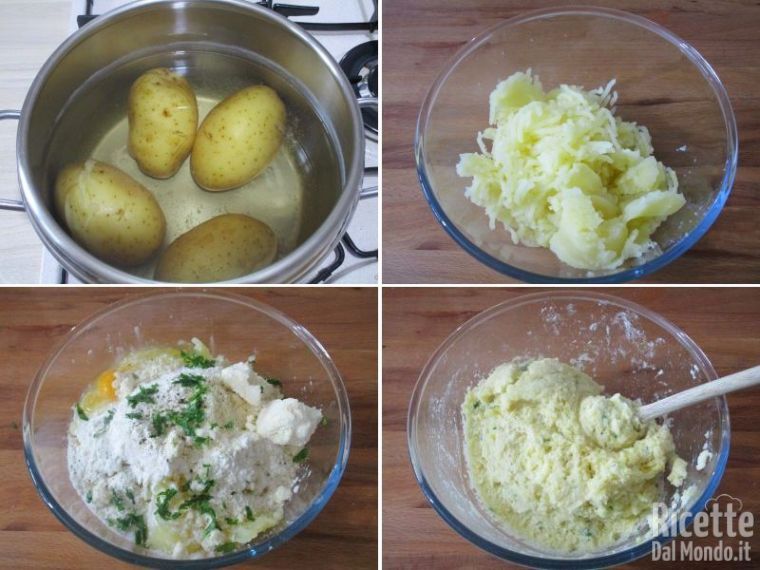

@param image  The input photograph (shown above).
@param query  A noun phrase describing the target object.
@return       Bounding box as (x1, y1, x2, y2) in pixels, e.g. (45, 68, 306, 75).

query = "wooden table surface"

(382, 0, 760, 284)
(383, 287, 760, 568)
(0, 287, 378, 569)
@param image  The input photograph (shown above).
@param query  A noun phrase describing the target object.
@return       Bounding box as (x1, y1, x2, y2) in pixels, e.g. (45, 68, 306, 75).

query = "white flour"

(67, 340, 321, 558)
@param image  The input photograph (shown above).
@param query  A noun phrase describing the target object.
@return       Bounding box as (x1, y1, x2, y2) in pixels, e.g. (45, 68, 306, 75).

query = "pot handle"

(357, 97, 378, 200)
(0, 110, 23, 211)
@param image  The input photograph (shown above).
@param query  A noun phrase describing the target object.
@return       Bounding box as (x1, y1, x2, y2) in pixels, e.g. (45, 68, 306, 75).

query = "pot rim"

(17, 0, 365, 283)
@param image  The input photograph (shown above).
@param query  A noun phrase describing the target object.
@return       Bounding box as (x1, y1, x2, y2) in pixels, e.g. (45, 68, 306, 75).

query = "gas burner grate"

(307, 231, 378, 284)
(342, 233, 377, 259)
(308, 244, 345, 284)
(340, 40, 378, 139)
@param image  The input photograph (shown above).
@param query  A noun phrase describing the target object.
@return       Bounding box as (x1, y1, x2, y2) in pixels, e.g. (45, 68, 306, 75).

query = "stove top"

(45, 0, 379, 284)
(341, 40, 378, 141)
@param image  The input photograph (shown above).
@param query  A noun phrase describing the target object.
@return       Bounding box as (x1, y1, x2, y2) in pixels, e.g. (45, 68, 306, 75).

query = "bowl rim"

(22, 289, 352, 568)
(414, 5, 739, 284)
(407, 290, 731, 568)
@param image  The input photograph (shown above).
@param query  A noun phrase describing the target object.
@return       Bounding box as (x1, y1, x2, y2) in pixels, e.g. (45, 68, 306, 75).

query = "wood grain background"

(0, 287, 378, 569)
(383, 287, 760, 568)
(382, 0, 760, 283)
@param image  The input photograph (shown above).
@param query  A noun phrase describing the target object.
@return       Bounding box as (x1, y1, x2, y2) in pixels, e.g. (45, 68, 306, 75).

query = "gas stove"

(40, 0, 379, 284)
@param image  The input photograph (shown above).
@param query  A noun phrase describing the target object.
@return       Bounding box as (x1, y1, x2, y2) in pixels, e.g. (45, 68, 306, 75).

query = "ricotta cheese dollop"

(67, 339, 322, 558)
(462, 358, 686, 553)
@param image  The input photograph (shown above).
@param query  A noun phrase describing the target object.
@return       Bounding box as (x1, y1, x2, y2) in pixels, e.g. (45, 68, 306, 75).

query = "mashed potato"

(462, 358, 686, 553)
(457, 70, 685, 271)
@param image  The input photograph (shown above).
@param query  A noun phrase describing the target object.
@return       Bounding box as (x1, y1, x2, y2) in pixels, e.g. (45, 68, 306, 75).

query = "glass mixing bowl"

(415, 7, 738, 283)
(408, 291, 730, 568)
(23, 291, 350, 568)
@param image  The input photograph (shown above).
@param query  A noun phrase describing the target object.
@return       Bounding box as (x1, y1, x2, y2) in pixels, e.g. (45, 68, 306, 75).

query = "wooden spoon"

(639, 364, 760, 421)
(580, 365, 760, 450)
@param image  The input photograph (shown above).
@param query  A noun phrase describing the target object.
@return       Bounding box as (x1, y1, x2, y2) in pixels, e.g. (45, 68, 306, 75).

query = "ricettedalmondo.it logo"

(651, 494, 753, 563)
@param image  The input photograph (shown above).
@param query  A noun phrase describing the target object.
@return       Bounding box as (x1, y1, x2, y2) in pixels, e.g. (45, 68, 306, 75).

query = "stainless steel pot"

(0, 0, 373, 283)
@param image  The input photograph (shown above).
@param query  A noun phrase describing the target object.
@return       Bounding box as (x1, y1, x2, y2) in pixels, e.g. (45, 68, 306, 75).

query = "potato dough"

(128, 68, 198, 178)
(191, 85, 286, 191)
(463, 358, 686, 553)
(55, 160, 166, 266)
(155, 213, 277, 282)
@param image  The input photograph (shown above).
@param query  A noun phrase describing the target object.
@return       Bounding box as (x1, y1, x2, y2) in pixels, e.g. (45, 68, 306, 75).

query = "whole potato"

(191, 85, 286, 191)
(128, 68, 198, 178)
(55, 160, 166, 266)
(155, 214, 277, 282)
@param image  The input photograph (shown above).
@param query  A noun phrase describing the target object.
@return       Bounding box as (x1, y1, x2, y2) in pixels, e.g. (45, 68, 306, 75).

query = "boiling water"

(92, 96, 304, 279)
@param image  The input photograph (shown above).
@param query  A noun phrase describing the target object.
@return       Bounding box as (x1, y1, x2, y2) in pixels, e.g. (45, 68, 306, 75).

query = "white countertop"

(0, 0, 71, 284)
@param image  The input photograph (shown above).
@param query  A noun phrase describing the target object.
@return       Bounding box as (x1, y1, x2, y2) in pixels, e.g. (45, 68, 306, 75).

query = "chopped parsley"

(94, 409, 115, 437)
(320, 416, 329, 427)
(154, 473, 237, 540)
(180, 350, 216, 369)
(143, 373, 211, 439)
(193, 436, 210, 447)
(167, 383, 207, 437)
(156, 478, 221, 534)
(223, 420, 235, 430)
(173, 373, 206, 388)
(151, 412, 171, 437)
(265, 377, 282, 388)
(215, 542, 238, 554)
(293, 448, 309, 463)
(109, 513, 147, 546)
(86, 490, 93, 503)
(155, 488, 181, 520)
(111, 490, 126, 512)
(199, 478, 215, 495)
(126, 489, 135, 505)
(203, 517, 219, 537)
(127, 384, 159, 407)
(76, 404, 89, 421)
(125, 411, 144, 420)
(178, 479, 217, 529)
(245, 506, 255, 521)
(202, 512, 218, 534)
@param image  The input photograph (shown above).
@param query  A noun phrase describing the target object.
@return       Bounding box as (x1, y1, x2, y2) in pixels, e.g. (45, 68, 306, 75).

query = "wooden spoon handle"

(639, 365, 760, 421)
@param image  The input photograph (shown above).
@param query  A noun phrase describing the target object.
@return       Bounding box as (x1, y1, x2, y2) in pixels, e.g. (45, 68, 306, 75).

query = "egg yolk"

(80, 368, 116, 413)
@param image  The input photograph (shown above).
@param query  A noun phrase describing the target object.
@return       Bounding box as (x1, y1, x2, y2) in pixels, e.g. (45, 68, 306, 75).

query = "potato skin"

(128, 68, 198, 179)
(55, 160, 166, 267)
(191, 85, 286, 191)
(155, 214, 277, 282)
